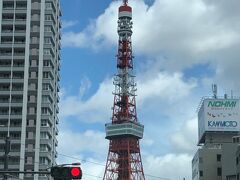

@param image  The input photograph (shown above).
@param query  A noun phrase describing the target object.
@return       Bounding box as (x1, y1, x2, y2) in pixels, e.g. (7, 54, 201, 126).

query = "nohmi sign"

(198, 99, 240, 140)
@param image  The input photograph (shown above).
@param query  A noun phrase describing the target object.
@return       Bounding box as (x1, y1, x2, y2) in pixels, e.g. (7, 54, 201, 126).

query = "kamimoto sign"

(202, 99, 240, 132)
(208, 121, 237, 128)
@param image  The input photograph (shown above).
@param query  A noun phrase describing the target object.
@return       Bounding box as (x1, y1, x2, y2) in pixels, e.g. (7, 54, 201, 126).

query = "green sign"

(207, 100, 237, 108)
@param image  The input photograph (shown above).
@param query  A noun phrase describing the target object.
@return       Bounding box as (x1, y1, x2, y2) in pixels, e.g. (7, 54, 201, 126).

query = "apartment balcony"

(0, 66, 24, 72)
(55, 127, 58, 135)
(0, 126, 22, 132)
(56, 83, 60, 92)
(42, 104, 53, 116)
(14, 42, 26, 48)
(42, 79, 54, 90)
(55, 116, 59, 124)
(14, 30, 26, 36)
(1, 30, 13, 36)
(30, 39, 40, 49)
(15, 19, 26, 25)
(31, 26, 40, 36)
(0, 164, 20, 170)
(44, 27, 56, 37)
(15, 9, 27, 14)
(0, 101, 22, 107)
(0, 77, 24, 83)
(44, 21, 55, 29)
(13, 52, 25, 59)
(0, 91, 23, 96)
(54, 138, 58, 147)
(1, 19, 14, 26)
(40, 139, 52, 149)
(2, 4, 14, 10)
(0, 151, 20, 157)
(31, 17, 40, 27)
(2, 9, 14, 14)
(30, 49, 39, 57)
(0, 42, 13, 48)
(56, 93, 60, 103)
(41, 126, 52, 134)
(0, 139, 21, 144)
(55, 105, 59, 114)
(31, 2, 41, 11)
(41, 114, 53, 123)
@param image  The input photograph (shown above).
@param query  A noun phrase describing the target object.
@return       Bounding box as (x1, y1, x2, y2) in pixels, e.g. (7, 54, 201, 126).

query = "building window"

(237, 157, 239, 165)
(217, 154, 221, 162)
(199, 170, 203, 177)
(45, 15, 52, 21)
(43, 72, 49, 78)
(43, 83, 50, 90)
(217, 167, 222, 176)
(40, 132, 48, 139)
(41, 107, 48, 114)
(45, 3, 52, 9)
(43, 60, 50, 67)
(44, 49, 51, 55)
(44, 37, 51, 44)
(44, 26, 52, 32)
(41, 119, 48, 127)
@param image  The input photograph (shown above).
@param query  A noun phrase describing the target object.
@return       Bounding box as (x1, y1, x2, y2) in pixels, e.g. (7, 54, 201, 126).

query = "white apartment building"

(0, 0, 61, 179)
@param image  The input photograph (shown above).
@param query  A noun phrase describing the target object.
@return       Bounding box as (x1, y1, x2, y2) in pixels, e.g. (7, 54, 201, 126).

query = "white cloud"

(138, 72, 196, 105)
(59, 79, 113, 123)
(62, 20, 78, 30)
(60, 71, 196, 123)
(57, 128, 107, 179)
(144, 153, 192, 180)
(169, 118, 198, 154)
(57, 128, 193, 180)
(62, 0, 240, 88)
(57, 129, 107, 158)
(62, 31, 89, 48)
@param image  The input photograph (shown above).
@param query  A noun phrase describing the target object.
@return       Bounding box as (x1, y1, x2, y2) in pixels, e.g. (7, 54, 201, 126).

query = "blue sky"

(57, 0, 240, 179)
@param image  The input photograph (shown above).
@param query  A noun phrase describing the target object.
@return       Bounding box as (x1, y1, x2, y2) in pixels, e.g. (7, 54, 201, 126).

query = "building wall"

(192, 132, 238, 180)
(222, 143, 238, 179)
(235, 145, 240, 180)
(193, 146, 222, 180)
(0, 0, 61, 179)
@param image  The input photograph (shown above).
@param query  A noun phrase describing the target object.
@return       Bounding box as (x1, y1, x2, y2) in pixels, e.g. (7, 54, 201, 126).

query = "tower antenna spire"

(103, 0, 145, 179)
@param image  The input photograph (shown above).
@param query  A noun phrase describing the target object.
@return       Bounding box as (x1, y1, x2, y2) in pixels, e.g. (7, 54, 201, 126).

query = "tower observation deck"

(103, 0, 145, 180)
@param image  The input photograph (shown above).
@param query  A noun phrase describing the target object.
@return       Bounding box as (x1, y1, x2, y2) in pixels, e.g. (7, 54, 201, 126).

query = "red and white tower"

(103, 0, 145, 179)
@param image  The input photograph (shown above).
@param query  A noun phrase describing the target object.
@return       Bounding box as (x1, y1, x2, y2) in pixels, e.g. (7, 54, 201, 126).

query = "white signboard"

(198, 99, 240, 142)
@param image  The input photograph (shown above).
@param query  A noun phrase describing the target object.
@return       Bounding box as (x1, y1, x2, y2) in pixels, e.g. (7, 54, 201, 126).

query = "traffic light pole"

(3, 136, 10, 180)
(0, 163, 82, 180)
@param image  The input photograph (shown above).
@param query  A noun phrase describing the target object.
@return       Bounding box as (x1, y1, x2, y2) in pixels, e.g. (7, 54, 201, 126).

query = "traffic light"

(51, 166, 82, 179)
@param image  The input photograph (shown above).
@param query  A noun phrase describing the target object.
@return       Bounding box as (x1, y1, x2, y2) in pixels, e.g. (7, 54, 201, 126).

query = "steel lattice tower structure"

(103, 0, 145, 179)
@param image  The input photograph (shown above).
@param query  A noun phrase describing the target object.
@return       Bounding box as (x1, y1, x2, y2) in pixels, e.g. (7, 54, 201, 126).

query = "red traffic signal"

(71, 167, 81, 177)
(51, 166, 82, 179)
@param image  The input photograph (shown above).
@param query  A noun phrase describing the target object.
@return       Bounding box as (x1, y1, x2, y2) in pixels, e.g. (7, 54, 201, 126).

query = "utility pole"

(4, 136, 10, 180)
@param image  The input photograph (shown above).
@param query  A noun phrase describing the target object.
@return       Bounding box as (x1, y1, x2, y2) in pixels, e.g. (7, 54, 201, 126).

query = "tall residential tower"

(0, 0, 61, 179)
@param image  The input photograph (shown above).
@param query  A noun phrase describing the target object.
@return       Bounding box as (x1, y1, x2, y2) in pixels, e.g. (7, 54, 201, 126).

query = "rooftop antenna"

(224, 93, 227, 99)
(212, 84, 217, 99)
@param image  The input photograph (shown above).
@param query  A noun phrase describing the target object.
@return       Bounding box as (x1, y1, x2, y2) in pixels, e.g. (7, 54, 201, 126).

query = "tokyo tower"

(103, 0, 145, 179)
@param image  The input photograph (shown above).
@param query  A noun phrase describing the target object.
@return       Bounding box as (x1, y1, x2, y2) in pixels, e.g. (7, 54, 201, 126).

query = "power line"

(58, 153, 105, 166)
(58, 153, 172, 180)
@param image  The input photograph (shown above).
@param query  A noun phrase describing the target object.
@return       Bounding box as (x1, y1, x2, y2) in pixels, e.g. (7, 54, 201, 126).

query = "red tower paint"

(103, 0, 145, 179)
